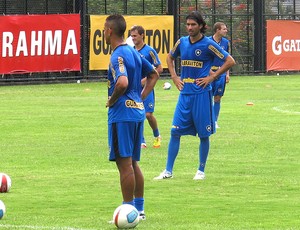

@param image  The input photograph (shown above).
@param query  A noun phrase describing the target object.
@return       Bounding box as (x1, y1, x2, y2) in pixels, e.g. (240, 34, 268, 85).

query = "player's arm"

(155, 64, 163, 74)
(196, 55, 235, 88)
(226, 70, 230, 83)
(226, 41, 231, 83)
(141, 64, 162, 87)
(142, 70, 159, 100)
(167, 53, 184, 91)
(150, 49, 163, 74)
(141, 58, 159, 100)
(106, 75, 128, 108)
(141, 77, 147, 87)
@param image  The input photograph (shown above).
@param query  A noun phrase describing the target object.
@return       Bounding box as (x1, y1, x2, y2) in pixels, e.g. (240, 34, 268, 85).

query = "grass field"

(0, 75, 299, 230)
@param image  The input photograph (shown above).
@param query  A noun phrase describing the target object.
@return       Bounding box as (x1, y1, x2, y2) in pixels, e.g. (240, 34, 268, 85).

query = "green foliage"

(88, 0, 167, 15)
(0, 76, 299, 229)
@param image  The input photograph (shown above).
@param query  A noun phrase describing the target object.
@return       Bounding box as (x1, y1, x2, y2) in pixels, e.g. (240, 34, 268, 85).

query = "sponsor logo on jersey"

(181, 60, 203, 68)
(118, 57, 125, 73)
(208, 45, 224, 59)
(183, 78, 195, 83)
(125, 100, 144, 110)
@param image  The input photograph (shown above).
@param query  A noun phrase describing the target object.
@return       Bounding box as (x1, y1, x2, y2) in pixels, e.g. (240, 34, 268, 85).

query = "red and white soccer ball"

(0, 200, 5, 219)
(113, 204, 139, 229)
(0, 173, 11, 193)
(163, 82, 172, 90)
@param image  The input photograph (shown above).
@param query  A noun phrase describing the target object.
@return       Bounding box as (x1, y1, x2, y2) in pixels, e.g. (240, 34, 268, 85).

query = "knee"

(146, 113, 153, 120)
(214, 96, 221, 103)
(170, 129, 181, 139)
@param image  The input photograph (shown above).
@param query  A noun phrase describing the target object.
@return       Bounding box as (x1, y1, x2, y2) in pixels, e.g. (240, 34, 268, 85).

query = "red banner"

(0, 14, 80, 74)
(267, 20, 300, 71)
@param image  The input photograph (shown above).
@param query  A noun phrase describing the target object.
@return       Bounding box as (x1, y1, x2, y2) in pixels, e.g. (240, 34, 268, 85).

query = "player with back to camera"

(104, 14, 159, 220)
(154, 11, 235, 180)
(130, 25, 163, 149)
(209, 22, 231, 129)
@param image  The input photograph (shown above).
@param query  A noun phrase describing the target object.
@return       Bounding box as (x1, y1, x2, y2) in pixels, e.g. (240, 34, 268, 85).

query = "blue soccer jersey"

(107, 44, 154, 124)
(138, 44, 161, 69)
(137, 44, 161, 113)
(170, 36, 229, 94)
(208, 36, 230, 77)
(209, 36, 230, 96)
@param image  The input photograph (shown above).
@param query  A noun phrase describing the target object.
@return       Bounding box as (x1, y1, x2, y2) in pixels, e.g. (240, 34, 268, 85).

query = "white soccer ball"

(163, 82, 172, 90)
(0, 200, 6, 219)
(113, 204, 139, 229)
(0, 173, 11, 193)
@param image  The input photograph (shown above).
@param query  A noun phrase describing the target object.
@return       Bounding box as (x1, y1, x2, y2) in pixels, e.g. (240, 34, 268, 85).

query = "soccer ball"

(113, 204, 139, 229)
(0, 173, 11, 193)
(163, 82, 172, 90)
(0, 200, 5, 219)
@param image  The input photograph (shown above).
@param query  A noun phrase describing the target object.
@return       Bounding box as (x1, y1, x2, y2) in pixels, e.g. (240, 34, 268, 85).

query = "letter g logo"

(272, 36, 282, 55)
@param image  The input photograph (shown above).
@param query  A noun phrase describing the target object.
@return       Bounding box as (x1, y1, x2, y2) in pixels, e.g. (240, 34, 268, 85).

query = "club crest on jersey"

(195, 49, 202, 56)
(148, 103, 154, 109)
(206, 125, 212, 132)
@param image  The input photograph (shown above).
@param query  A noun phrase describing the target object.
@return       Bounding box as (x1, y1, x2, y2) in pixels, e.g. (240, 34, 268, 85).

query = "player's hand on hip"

(226, 75, 230, 83)
(172, 76, 184, 91)
(106, 96, 111, 108)
(195, 76, 214, 88)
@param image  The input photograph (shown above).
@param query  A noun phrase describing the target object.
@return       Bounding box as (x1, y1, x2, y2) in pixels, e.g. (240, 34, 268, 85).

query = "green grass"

(0, 76, 299, 230)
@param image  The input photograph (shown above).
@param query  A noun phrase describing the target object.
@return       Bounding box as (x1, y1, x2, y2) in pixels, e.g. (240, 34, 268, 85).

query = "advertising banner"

(0, 14, 80, 74)
(267, 20, 300, 71)
(89, 15, 174, 70)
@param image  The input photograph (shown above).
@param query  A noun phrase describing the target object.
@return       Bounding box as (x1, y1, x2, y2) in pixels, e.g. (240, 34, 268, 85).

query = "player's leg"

(131, 122, 145, 219)
(145, 91, 161, 148)
(154, 94, 195, 179)
(193, 136, 209, 180)
(213, 76, 226, 128)
(193, 91, 214, 180)
(141, 121, 147, 148)
(132, 161, 145, 219)
(153, 133, 179, 180)
(146, 112, 161, 148)
(109, 122, 139, 204)
(214, 95, 222, 127)
(165, 134, 180, 173)
(141, 92, 153, 148)
(116, 156, 135, 204)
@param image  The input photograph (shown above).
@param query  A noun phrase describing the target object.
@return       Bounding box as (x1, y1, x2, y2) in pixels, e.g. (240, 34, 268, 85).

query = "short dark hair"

(106, 14, 126, 37)
(130, 25, 145, 35)
(186, 11, 207, 34)
(130, 25, 145, 41)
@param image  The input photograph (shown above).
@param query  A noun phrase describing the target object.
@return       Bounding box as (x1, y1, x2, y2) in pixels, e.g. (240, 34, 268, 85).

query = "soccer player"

(104, 14, 159, 219)
(209, 22, 231, 128)
(130, 25, 163, 149)
(154, 11, 235, 180)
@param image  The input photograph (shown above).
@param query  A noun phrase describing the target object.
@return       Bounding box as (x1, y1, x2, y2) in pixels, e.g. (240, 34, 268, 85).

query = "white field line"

(272, 106, 300, 115)
(0, 224, 97, 230)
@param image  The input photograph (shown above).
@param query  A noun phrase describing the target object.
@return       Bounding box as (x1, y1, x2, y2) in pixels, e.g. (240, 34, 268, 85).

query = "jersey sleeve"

(226, 40, 230, 53)
(149, 49, 161, 67)
(111, 54, 128, 80)
(170, 39, 181, 58)
(208, 42, 229, 62)
(141, 56, 155, 76)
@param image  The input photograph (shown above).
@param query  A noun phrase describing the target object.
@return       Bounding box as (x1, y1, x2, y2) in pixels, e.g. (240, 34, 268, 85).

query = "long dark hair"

(186, 11, 207, 34)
